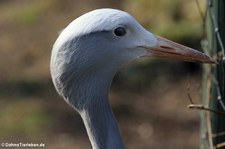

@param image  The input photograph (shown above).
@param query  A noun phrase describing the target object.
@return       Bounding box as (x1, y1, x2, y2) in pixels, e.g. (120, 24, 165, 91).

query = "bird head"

(50, 8, 215, 110)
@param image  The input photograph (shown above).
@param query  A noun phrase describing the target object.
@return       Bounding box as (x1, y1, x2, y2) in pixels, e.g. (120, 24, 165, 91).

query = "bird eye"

(113, 27, 126, 37)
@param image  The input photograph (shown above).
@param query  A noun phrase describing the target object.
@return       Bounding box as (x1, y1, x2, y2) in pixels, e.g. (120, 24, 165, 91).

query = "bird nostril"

(160, 46, 174, 50)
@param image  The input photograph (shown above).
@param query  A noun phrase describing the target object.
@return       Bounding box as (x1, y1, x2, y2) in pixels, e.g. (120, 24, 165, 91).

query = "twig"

(186, 78, 194, 104)
(187, 83, 225, 116)
(188, 104, 225, 116)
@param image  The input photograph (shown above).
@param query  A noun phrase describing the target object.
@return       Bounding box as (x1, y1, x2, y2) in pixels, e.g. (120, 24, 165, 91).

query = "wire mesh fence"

(200, 0, 225, 148)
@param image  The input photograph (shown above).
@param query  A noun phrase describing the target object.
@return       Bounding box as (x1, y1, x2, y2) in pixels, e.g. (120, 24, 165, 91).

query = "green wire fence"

(200, 0, 225, 148)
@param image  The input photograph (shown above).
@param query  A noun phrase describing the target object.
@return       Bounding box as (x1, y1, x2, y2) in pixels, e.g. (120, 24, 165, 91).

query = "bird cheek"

(122, 46, 146, 61)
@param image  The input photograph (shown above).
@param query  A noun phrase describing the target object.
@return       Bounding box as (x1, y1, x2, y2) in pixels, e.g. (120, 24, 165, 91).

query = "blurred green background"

(0, 0, 206, 149)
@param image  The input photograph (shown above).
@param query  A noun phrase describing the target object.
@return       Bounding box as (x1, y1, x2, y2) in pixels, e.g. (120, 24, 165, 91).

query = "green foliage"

(0, 99, 52, 139)
(16, 8, 41, 25)
(126, 0, 205, 42)
(154, 21, 202, 42)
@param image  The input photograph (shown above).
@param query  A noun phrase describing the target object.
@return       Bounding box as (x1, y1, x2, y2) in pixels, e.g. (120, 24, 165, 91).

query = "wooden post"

(200, 0, 225, 148)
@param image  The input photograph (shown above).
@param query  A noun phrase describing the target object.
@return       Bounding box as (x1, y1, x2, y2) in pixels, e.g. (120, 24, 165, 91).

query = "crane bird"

(50, 8, 215, 149)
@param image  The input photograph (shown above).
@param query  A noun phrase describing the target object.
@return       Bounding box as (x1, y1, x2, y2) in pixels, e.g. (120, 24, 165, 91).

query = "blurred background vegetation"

(0, 0, 207, 148)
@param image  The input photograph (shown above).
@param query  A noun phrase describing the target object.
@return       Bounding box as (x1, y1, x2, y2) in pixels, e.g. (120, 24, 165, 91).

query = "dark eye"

(113, 27, 126, 37)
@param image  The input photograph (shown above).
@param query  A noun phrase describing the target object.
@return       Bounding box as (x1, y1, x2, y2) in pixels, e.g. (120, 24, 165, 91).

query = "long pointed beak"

(141, 35, 216, 64)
